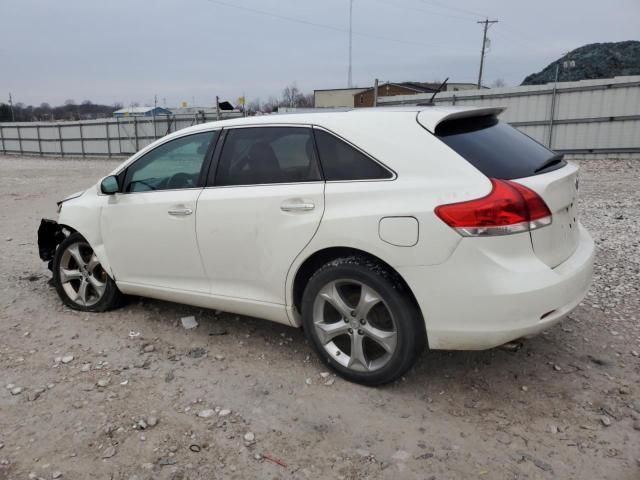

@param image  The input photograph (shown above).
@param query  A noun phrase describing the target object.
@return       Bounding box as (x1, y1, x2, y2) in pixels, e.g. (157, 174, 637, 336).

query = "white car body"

(54, 106, 594, 351)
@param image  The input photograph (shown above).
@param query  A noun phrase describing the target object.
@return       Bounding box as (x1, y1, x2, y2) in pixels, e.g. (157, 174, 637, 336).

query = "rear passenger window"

(215, 127, 321, 186)
(313, 129, 392, 181)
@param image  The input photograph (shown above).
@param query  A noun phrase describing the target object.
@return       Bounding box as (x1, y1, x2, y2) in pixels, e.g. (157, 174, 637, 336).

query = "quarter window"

(313, 129, 392, 181)
(214, 127, 321, 186)
(124, 131, 216, 192)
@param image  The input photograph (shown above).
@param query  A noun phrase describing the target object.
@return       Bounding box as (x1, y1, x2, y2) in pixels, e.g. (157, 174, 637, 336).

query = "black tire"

(52, 232, 124, 312)
(301, 256, 426, 386)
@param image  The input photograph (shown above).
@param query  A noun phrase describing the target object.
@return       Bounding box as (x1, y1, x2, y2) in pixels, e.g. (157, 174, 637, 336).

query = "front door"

(196, 126, 324, 305)
(101, 130, 217, 292)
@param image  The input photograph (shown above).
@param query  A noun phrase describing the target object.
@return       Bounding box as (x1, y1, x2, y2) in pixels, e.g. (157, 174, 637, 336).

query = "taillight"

(435, 178, 552, 237)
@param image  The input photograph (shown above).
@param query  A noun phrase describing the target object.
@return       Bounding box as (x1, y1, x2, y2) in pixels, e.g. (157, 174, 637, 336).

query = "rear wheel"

(52, 232, 123, 312)
(301, 256, 425, 386)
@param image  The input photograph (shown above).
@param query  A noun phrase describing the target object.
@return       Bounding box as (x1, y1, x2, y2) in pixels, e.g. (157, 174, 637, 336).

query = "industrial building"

(314, 81, 479, 108)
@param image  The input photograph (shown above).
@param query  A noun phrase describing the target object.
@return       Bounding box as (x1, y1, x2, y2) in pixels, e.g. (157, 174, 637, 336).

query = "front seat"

(244, 142, 281, 184)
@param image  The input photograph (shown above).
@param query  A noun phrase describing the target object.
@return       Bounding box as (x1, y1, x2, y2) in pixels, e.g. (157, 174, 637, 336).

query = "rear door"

(514, 164, 580, 267)
(195, 125, 324, 305)
(429, 113, 580, 267)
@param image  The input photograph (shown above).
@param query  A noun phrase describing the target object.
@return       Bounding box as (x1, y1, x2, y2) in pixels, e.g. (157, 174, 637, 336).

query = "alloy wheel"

(312, 279, 398, 372)
(58, 240, 107, 307)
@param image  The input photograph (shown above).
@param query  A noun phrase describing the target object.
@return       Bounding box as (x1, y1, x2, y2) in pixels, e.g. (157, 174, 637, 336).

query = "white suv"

(38, 106, 594, 385)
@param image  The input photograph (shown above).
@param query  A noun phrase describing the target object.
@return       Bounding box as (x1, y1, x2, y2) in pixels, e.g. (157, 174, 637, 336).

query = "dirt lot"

(0, 155, 638, 480)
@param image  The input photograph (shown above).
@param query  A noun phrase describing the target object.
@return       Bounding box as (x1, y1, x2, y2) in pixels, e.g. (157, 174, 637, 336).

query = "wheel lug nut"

(348, 328, 353, 334)
(359, 319, 366, 325)
(343, 317, 349, 323)
(357, 329, 364, 335)
(350, 311, 356, 317)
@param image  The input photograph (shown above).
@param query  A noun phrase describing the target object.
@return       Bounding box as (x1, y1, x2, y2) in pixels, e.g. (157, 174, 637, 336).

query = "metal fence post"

(17, 125, 23, 155)
(133, 117, 139, 151)
(58, 124, 64, 157)
(0, 125, 5, 154)
(36, 124, 42, 156)
(105, 121, 112, 157)
(79, 123, 85, 157)
(116, 117, 122, 154)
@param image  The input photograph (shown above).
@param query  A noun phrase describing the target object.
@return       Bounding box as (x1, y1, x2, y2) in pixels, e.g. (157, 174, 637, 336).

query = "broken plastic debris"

(128, 331, 141, 338)
(181, 316, 198, 329)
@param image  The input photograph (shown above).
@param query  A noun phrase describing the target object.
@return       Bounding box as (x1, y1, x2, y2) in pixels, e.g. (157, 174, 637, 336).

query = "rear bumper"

(399, 223, 595, 350)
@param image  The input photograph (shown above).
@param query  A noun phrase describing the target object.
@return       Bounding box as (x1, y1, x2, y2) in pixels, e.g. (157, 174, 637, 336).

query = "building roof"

(355, 82, 441, 95)
(313, 87, 368, 94)
(113, 106, 169, 115)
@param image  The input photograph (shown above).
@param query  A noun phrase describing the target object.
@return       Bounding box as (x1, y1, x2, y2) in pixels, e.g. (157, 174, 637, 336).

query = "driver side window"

(124, 131, 217, 192)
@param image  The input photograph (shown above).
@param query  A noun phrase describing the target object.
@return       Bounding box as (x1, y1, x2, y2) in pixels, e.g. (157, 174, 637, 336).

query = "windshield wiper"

(534, 153, 565, 174)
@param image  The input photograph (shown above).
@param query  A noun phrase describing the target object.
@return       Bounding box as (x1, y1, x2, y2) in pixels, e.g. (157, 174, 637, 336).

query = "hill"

(521, 40, 640, 85)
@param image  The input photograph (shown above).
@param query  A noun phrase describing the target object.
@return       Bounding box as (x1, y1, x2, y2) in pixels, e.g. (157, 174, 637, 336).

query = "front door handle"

(168, 207, 193, 216)
(280, 201, 315, 212)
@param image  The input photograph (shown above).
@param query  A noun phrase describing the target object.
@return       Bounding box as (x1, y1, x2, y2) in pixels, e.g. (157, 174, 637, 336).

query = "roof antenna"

(418, 77, 449, 106)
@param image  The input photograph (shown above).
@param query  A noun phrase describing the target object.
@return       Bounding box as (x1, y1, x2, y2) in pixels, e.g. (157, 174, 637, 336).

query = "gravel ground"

(0, 155, 638, 480)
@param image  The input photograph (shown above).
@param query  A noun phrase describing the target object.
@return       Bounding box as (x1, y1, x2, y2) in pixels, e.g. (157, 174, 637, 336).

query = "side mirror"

(100, 175, 119, 195)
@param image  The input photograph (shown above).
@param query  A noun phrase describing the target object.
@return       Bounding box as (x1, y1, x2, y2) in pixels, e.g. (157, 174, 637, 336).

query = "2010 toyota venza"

(38, 106, 594, 385)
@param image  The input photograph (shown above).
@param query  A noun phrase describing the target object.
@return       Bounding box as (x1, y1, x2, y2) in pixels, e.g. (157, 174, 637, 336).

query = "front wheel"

(52, 232, 123, 312)
(301, 256, 425, 386)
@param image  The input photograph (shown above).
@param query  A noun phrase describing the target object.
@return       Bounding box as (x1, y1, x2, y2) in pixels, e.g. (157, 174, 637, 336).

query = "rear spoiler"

(417, 107, 505, 133)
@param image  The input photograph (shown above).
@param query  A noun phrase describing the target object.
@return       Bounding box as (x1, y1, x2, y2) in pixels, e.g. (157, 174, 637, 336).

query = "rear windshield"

(435, 115, 565, 179)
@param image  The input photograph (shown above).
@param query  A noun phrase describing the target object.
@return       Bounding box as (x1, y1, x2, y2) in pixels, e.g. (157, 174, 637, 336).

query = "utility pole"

(477, 18, 498, 89)
(347, 0, 353, 88)
(8, 92, 15, 122)
(547, 63, 560, 148)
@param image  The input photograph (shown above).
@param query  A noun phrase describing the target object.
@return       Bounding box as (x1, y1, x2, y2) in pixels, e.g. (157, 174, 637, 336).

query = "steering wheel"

(166, 172, 194, 189)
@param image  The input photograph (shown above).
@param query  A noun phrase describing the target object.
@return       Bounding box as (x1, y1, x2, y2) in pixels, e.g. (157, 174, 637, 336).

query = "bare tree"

(280, 83, 314, 109)
(247, 98, 261, 115)
(281, 83, 301, 108)
(262, 96, 279, 113)
(291, 93, 314, 108)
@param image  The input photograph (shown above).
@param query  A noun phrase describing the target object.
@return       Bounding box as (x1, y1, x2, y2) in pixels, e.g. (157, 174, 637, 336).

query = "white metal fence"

(2, 77, 639, 159)
(0, 112, 242, 158)
(380, 75, 640, 159)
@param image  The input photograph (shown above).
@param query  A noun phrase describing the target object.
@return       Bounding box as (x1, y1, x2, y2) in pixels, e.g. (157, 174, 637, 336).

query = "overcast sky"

(1, 0, 638, 108)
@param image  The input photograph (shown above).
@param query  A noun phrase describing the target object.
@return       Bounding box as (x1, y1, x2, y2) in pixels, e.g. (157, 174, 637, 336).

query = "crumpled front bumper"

(37, 219, 64, 264)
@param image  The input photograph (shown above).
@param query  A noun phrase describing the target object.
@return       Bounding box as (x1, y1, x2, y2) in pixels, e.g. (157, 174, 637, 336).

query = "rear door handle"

(168, 207, 193, 216)
(280, 201, 315, 212)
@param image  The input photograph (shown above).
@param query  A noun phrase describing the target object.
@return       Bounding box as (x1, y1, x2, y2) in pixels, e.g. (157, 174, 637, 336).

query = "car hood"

(56, 190, 85, 207)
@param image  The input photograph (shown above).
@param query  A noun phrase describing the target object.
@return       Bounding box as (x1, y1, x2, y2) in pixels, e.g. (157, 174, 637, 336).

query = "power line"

(477, 18, 498, 88)
(371, 0, 476, 22)
(203, 0, 441, 48)
(417, 0, 486, 19)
